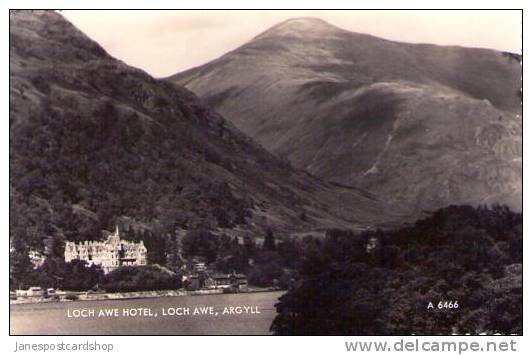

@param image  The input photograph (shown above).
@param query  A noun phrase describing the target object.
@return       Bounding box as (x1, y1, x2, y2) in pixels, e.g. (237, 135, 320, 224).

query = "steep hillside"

(10, 11, 402, 253)
(169, 17, 522, 212)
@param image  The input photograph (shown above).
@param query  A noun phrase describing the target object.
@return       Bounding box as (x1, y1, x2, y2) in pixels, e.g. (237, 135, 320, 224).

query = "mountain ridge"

(10, 10, 406, 255)
(169, 17, 522, 213)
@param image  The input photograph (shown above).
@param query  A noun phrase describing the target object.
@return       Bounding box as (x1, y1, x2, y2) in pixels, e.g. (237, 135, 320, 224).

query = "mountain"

(9, 11, 403, 253)
(169, 17, 522, 212)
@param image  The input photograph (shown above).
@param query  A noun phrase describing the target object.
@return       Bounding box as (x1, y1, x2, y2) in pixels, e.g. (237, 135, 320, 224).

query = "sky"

(61, 10, 522, 78)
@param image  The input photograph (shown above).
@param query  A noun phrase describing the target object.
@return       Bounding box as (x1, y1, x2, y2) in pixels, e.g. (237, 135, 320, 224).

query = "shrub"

(65, 294, 79, 301)
(101, 265, 181, 293)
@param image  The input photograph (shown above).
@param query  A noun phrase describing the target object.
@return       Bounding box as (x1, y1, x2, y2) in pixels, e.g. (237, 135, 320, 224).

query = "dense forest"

(9, 224, 297, 292)
(11, 204, 522, 335)
(271, 205, 522, 335)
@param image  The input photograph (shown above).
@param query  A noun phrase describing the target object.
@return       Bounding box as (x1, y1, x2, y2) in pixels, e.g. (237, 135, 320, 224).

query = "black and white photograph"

(8, 9, 522, 337)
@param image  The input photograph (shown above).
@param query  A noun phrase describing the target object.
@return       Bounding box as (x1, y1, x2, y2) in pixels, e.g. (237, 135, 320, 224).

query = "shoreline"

(10, 287, 284, 305)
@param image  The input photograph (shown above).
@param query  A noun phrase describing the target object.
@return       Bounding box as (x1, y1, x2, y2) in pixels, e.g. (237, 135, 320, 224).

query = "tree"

(181, 229, 219, 263)
(9, 238, 36, 290)
(277, 237, 299, 268)
(101, 265, 181, 292)
(271, 205, 522, 335)
(248, 260, 284, 287)
(144, 229, 167, 265)
(61, 260, 104, 291)
(486, 264, 522, 334)
(263, 228, 276, 251)
(243, 235, 257, 263)
(165, 234, 182, 271)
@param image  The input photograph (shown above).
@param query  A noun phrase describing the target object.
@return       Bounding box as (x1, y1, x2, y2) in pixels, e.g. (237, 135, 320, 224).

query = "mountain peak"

(277, 17, 332, 26)
(254, 17, 343, 40)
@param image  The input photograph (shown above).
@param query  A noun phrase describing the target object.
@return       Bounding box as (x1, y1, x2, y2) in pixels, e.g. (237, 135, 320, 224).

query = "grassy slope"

(169, 18, 522, 212)
(10, 12, 404, 253)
